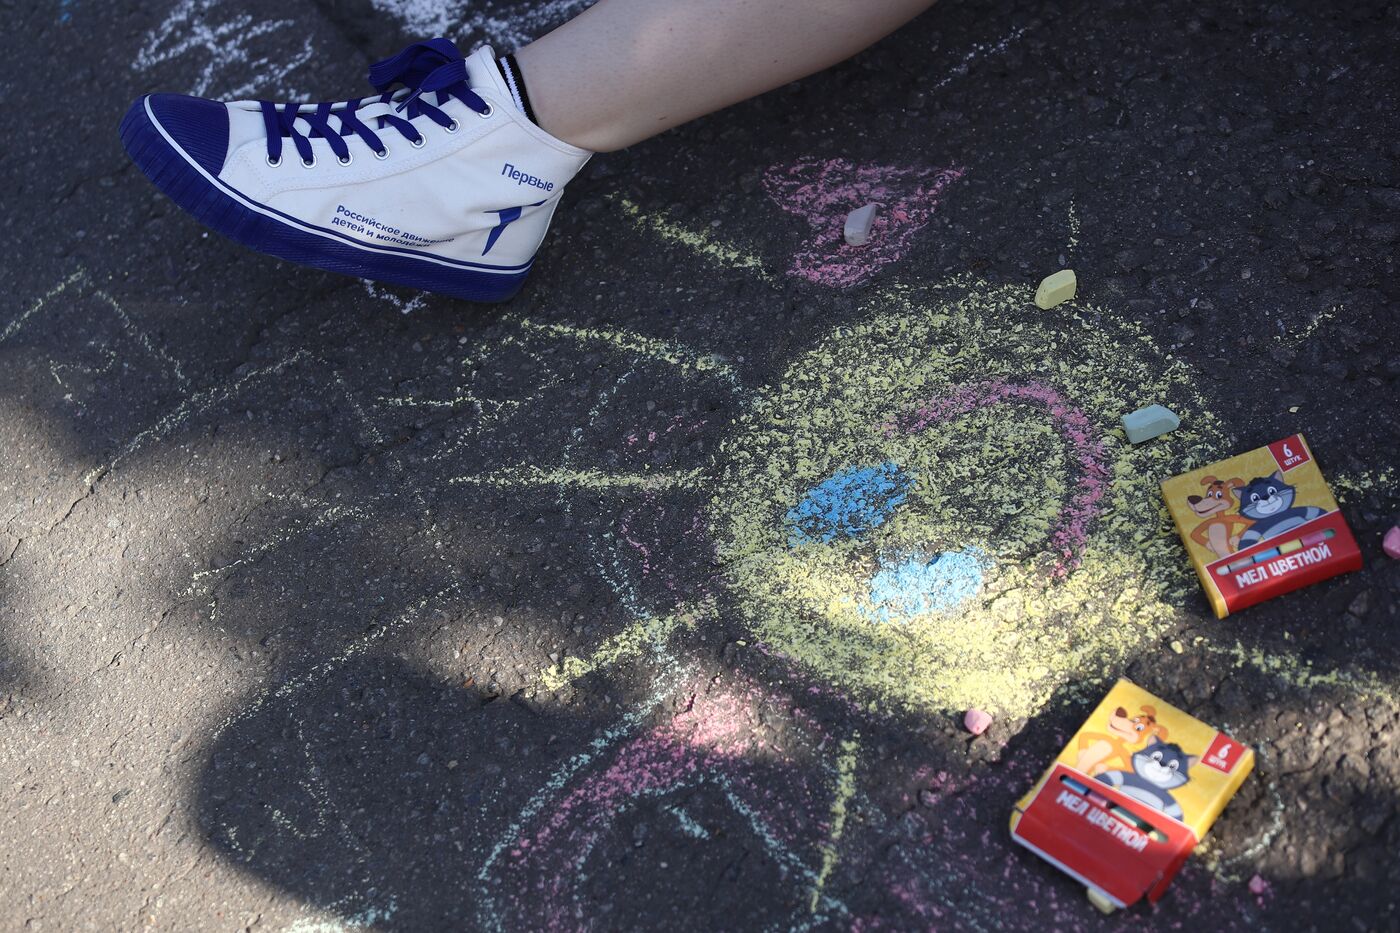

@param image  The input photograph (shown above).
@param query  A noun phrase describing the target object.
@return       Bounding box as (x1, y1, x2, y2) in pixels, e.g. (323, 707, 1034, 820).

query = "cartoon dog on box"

(1074, 705, 1168, 777)
(1185, 475, 1252, 560)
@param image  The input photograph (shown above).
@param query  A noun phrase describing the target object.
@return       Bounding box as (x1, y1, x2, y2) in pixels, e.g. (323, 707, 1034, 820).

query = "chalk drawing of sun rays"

(346, 167, 1400, 932)
(438, 182, 1400, 727)
(712, 276, 1239, 720)
(466, 275, 1221, 721)
(528, 188, 1400, 717)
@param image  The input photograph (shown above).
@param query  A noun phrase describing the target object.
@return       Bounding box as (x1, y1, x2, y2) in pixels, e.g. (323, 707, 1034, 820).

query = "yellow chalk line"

(1202, 639, 1399, 706)
(377, 392, 519, 415)
(809, 735, 860, 913)
(513, 316, 744, 392)
(1, 269, 85, 345)
(1275, 304, 1338, 347)
(611, 195, 771, 281)
(450, 465, 703, 494)
(84, 351, 311, 487)
(5, 270, 189, 387)
(182, 503, 369, 598)
(537, 600, 711, 692)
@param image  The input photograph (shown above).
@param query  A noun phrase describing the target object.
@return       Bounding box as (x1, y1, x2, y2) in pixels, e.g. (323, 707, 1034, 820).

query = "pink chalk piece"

(963, 708, 993, 735)
(1248, 874, 1269, 895)
(1384, 525, 1400, 559)
(763, 158, 965, 288)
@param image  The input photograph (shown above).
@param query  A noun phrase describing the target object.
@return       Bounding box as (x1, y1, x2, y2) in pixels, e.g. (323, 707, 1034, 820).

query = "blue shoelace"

(258, 38, 490, 167)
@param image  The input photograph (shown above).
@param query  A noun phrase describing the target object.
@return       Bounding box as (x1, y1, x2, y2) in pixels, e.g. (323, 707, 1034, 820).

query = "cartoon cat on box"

(1233, 472, 1326, 548)
(1096, 739, 1198, 820)
(1074, 704, 1167, 777)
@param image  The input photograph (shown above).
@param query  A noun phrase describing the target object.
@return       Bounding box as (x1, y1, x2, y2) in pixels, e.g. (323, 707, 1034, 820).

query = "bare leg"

(514, 0, 938, 152)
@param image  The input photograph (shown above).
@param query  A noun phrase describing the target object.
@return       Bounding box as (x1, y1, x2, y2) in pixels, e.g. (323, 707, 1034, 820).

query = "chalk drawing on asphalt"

(929, 24, 1030, 92)
(134, 0, 313, 97)
(371, 0, 595, 49)
(3, 270, 188, 389)
(21, 18, 1389, 911)
(763, 159, 965, 287)
(476, 676, 854, 930)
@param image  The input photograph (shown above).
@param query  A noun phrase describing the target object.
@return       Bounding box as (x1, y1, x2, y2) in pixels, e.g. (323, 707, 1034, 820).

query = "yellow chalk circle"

(710, 276, 1224, 718)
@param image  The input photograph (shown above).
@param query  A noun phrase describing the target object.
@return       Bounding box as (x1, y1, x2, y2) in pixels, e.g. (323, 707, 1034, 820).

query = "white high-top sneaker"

(120, 39, 592, 303)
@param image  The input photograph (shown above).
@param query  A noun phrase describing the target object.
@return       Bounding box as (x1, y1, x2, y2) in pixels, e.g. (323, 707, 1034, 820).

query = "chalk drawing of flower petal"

(763, 158, 964, 288)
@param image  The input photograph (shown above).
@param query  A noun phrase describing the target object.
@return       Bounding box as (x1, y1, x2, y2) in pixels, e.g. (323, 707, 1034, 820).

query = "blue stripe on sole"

(119, 98, 530, 304)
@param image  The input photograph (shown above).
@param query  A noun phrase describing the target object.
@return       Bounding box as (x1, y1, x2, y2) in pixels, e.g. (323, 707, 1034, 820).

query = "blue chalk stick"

(1120, 404, 1180, 444)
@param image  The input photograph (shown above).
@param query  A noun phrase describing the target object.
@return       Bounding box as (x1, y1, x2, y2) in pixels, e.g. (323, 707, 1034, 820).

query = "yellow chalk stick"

(1086, 888, 1117, 915)
(1277, 539, 1303, 555)
(1034, 269, 1077, 309)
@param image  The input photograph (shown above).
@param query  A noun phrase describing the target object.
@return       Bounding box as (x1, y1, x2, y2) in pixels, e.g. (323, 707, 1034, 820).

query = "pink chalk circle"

(1384, 525, 1400, 560)
(963, 708, 993, 735)
(894, 380, 1111, 575)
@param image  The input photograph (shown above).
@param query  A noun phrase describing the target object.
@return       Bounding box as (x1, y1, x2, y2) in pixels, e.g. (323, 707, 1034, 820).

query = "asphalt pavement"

(2, 0, 1398, 930)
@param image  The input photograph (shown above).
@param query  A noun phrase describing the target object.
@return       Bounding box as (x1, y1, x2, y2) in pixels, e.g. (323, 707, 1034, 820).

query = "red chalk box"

(1160, 434, 1361, 618)
(1010, 681, 1254, 911)
(1011, 763, 1198, 906)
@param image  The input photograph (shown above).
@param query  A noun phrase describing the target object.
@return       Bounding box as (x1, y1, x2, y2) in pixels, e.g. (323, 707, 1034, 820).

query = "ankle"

(510, 44, 624, 152)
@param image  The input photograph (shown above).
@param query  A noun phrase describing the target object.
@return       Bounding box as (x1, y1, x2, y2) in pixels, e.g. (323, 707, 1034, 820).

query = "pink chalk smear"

(491, 683, 827, 931)
(763, 158, 964, 288)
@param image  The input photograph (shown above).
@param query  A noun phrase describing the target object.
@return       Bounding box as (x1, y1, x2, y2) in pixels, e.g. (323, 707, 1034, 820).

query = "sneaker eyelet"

(301, 156, 317, 168)
(266, 155, 282, 167)
(445, 120, 459, 133)
(375, 148, 390, 160)
(338, 153, 353, 166)
(410, 136, 426, 149)
(477, 103, 494, 119)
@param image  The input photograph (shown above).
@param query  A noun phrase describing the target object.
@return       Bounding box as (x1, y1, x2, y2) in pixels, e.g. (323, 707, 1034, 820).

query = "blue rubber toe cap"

(144, 94, 230, 177)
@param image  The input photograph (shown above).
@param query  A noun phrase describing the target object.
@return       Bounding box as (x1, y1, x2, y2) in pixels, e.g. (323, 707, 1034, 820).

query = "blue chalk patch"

(862, 549, 985, 623)
(786, 462, 913, 545)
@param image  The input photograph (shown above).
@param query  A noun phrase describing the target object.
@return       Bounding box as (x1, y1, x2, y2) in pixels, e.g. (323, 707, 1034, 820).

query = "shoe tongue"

(463, 45, 511, 99)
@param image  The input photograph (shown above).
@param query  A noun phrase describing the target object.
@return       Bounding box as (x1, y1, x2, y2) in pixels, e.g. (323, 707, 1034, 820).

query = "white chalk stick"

(844, 203, 879, 246)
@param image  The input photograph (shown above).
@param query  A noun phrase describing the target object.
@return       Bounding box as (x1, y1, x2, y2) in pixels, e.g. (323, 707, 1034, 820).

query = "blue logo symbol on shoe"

(483, 200, 546, 256)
